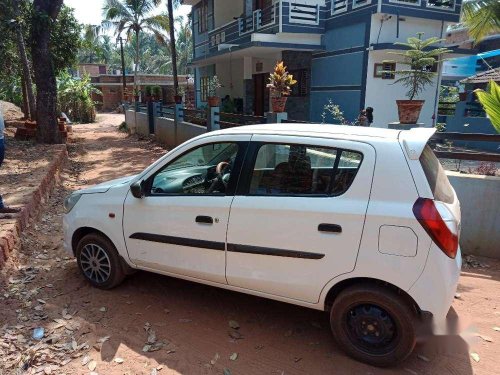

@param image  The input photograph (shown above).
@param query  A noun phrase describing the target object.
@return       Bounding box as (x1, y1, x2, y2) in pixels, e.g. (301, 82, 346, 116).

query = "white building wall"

(213, 1, 243, 29)
(365, 50, 441, 128)
(216, 59, 245, 100)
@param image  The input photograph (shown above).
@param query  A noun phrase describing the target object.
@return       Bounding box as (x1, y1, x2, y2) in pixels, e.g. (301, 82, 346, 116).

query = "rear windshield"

(419, 145, 454, 204)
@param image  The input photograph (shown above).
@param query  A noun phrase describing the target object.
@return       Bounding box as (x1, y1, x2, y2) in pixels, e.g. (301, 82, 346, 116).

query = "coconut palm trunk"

(134, 28, 140, 95)
(167, 0, 179, 95)
(31, 0, 64, 144)
(13, 0, 36, 120)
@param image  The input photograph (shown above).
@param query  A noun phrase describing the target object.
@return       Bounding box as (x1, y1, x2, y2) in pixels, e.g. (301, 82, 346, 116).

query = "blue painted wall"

(310, 90, 363, 123)
(438, 101, 498, 152)
(310, 19, 370, 123)
(311, 52, 364, 87)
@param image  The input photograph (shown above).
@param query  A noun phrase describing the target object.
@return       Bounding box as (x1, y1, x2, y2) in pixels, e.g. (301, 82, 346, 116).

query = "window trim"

(352, 0, 372, 9)
(235, 141, 364, 198)
(374, 62, 396, 79)
(331, 0, 348, 15)
(144, 141, 249, 198)
(197, 0, 208, 33)
(388, 0, 421, 6)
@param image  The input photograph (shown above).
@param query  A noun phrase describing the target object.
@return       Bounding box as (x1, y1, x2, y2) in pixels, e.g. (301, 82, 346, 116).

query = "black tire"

(330, 284, 416, 367)
(75, 233, 126, 289)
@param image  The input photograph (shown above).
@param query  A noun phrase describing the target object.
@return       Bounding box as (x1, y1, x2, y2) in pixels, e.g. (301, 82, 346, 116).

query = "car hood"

(78, 175, 137, 194)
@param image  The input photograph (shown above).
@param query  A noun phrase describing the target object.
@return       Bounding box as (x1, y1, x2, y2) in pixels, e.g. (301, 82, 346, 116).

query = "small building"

(183, 0, 473, 126)
(77, 64, 194, 111)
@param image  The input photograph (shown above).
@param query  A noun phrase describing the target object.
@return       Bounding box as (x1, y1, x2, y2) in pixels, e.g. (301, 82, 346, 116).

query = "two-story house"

(183, 0, 467, 126)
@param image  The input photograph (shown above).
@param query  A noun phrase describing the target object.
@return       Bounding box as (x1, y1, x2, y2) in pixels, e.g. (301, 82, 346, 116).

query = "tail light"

(413, 198, 458, 259)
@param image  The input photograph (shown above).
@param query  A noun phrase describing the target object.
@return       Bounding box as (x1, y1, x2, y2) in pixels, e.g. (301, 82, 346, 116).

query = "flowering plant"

(267, 61, 297, 98)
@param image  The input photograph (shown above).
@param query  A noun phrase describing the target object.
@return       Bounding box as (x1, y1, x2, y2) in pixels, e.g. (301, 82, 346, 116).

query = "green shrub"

(57, 71, 100, 123)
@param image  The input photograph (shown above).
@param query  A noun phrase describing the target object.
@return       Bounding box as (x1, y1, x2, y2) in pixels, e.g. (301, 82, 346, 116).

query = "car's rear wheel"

(330, 284, 416, 367)
(76, 233, 125, 289)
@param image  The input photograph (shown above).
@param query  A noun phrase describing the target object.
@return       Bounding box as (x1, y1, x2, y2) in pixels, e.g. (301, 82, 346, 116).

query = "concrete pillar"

(208, 106, 220, 131)
(266, 112, 288, 124)
(174, 104, 184, 146)
(174, 103, 184, 123)
(153, 102, 161, 118)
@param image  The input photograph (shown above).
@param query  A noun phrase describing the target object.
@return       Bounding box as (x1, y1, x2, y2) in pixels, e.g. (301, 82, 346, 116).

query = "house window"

(197, 0, 208, 33)
(389, 0, 420, 6)
(352, 0, 372, 9)
(289, 69, 309, 97)
(331, 0, 347, 15)
(200, 76, 209, 102)
(374, 62, 396, 79)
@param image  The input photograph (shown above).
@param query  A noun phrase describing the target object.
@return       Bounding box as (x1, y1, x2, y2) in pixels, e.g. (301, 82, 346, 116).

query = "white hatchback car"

(63, 124, 461, 366)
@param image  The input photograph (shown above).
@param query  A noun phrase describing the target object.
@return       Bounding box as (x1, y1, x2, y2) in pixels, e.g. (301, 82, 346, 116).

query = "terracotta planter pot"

(396, 100, 425, 124)
(271, 97, 288, 113)
(174, 95, 183, 104)
(134, 95, 140, 102)
(207, 96, 220, 107)
(58, 121, 66, 131)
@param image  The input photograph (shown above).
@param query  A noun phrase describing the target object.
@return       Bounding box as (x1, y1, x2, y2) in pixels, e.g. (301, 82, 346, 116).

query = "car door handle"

(196, 215, 213, 224)
(318, 223, 342, 233)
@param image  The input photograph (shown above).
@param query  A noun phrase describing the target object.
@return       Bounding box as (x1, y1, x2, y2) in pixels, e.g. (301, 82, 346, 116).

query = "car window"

(419, 145, 454, 204)
(249, 143, 362, 196)
(150, 142, 239, 195)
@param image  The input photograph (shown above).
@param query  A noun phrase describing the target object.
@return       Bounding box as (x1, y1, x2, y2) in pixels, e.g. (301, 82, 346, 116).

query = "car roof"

(212, 123, 401, 139)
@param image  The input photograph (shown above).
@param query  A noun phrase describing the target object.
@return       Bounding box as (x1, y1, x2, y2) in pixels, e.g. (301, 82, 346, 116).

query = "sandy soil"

(1, 113, 499, 375)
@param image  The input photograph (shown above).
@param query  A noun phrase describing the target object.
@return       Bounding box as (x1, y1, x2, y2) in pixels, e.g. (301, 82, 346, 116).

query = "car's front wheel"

(75, 233, 126, 289)
(330, 284, 416, 367)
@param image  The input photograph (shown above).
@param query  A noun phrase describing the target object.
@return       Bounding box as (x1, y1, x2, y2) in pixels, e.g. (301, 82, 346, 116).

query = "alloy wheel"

(79, 243, 111, 283)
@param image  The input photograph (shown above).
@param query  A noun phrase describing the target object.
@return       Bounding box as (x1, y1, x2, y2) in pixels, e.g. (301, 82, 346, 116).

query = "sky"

(65, 0, 192, 27)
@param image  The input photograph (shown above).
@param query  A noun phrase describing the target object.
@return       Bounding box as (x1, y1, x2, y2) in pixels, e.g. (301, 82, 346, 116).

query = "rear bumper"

(409, 244, 462, 325)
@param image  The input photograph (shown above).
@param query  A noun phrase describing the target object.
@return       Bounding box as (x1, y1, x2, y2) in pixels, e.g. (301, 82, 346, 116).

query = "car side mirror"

(130, 180, 144, 199)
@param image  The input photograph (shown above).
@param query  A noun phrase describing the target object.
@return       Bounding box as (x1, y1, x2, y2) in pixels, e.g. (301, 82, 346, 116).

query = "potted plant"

(174, 86, 185, 104)
(267, 61, 297, 113)
(385, 33, 451, 124)
(152, 85, 162, 102)
(207, 76, 222, 107)
(133, 88, 140, 102)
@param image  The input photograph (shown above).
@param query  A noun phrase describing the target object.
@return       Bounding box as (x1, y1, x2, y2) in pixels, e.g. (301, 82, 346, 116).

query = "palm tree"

(102, 0, 169, 93)
(462, 0, 500, 42)
(176, 16, 192, 75)
(167, 0, 181, 96)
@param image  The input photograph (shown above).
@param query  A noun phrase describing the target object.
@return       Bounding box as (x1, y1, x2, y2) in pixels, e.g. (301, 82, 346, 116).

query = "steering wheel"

(208, 161, 230, 193)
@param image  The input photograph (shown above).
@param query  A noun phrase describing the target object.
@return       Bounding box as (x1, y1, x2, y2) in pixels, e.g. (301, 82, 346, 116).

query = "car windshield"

(164, 143, 238, 172)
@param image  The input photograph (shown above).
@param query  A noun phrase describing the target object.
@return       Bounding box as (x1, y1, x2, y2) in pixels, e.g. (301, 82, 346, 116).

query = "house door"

(253, 73, 267, 116)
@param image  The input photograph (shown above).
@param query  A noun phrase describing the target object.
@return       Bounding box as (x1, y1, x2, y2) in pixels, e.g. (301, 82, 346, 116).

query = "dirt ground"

(1, 113, 500, 375)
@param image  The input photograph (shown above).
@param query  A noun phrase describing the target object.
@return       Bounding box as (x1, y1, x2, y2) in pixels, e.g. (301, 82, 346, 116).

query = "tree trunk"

(167, 0, 179, 95)
(20, 73, 30, 119)
(134, 29, 140, 95)
(31, 0, 63, 144)
(13, 0, 36, 120)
